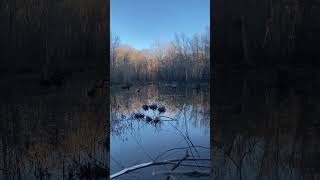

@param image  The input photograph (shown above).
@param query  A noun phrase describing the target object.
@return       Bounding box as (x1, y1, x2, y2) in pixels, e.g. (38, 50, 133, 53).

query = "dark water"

(211, 69, 320, 180)
(110, 84, 210, 180)
(2, 69, 320, 180)
(0, 78, 108, 180)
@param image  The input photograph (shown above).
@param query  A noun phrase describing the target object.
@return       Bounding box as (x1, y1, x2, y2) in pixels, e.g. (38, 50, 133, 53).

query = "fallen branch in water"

(167, 121, 200, 163)
(110, 158, 210, 179)
(171, 151, 189, 171)
(152, 170, 210, 177)
(166, 150, 189, 180)
(165, 162, 210, 168)
(154, 146, 209, 161)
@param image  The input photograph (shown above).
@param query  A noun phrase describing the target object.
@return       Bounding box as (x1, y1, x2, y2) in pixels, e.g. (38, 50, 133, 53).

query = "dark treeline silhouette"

(212, 1, 320, 179)
(212, 0, 320, 114)
(0, 0, 109, 179)
(213, 0, 320, 68)
(0, 0, 107, 84)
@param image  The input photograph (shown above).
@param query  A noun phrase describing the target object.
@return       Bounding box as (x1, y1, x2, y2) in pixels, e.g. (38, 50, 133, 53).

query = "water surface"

(110, 84, 210, 180)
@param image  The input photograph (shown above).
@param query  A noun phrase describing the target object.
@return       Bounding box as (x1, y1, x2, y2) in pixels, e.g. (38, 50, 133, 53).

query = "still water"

(211, 69, 320, 180)
(0, 79, 108, 180)
(110, 84, 210, 180)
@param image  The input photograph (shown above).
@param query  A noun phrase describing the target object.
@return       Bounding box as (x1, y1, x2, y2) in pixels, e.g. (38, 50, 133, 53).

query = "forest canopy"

(110, 27, 210, 83)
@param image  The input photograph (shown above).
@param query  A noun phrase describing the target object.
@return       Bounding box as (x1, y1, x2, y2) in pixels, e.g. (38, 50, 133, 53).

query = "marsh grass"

(0, 70, 108, 179)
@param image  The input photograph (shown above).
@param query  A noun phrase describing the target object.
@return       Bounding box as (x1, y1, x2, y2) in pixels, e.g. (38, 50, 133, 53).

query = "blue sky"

(111, 0, 210, 50)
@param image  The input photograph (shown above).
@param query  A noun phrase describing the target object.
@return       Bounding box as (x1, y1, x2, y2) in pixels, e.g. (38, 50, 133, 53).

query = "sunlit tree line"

(110, 27, 210, 83)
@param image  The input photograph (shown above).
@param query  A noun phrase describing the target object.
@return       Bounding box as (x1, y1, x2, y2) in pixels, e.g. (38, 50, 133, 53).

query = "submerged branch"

(165, 163, 210, 169)
(166, 150, 189, 180)
(110, 158, 210, 179)
(154, 146, 209, 161)
(152, 170, 210, 177)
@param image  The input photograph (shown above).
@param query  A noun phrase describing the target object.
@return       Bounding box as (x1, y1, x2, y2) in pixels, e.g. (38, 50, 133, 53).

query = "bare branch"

(110, 158, 210, 179)
(152, 170, 210, 177)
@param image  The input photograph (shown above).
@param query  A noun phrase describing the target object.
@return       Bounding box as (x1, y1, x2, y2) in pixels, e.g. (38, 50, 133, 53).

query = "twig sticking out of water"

(167, 121, 199, 159)
(166, 150, 189, 180)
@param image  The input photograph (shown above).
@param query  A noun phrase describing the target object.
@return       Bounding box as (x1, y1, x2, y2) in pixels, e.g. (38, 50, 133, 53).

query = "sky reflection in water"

(110, 84, 210, 179)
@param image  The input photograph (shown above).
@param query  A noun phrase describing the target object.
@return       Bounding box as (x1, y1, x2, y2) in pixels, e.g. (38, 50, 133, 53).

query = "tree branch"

(166, 150, 189, 180)
(152, 170, 210, 177)
(110, 158, 210, 179)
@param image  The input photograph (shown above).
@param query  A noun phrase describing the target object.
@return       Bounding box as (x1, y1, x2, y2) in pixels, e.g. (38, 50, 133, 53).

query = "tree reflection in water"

(0, 78, 108, 179)
(110, 84, 210, 179)
(212, 70, 320, 180)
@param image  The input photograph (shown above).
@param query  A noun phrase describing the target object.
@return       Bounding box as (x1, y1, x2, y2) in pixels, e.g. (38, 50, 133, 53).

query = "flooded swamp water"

(110, 83, 210, 180)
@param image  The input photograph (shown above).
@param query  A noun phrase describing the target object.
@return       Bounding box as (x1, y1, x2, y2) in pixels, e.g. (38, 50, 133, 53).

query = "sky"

(111, 0, 210, 50)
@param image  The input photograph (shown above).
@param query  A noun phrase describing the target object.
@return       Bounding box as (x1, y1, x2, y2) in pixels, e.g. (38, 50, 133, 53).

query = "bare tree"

(110, 27, 210, 83)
